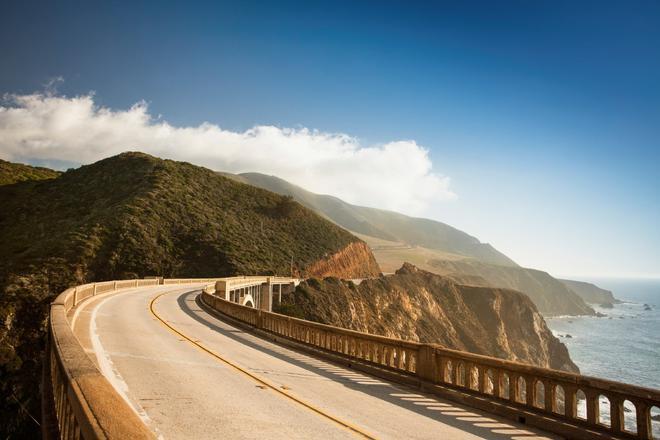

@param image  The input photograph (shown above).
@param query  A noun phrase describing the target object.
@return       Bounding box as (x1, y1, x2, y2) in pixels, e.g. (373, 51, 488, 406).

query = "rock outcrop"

(276, 263, 578, 373)
(305, 241, 380, 279)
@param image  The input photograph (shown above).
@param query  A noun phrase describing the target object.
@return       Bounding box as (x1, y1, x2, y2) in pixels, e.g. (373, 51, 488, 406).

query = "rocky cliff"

(305, 241, 381, 279)
(275, 263, 578, 373)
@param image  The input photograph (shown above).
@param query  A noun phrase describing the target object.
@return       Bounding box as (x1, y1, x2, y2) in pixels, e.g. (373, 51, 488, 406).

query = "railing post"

(438, 357, 447, 382)
(416, 345, 437, 383)
(564, 385, 577, 419)
(610, 396, 624, 433)
(526, 377, 535, 406)
(544, 380, 555, 412)
(586, 390, 598, 424)
(493, 369, 501, 397)
(636, 401, 652, 440)
(509, 373, 519, 403)
(478, 366, 486, 393)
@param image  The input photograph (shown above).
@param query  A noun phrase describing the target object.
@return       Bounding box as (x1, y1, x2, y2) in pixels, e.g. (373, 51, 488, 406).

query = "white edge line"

(89, 289, 165, 440)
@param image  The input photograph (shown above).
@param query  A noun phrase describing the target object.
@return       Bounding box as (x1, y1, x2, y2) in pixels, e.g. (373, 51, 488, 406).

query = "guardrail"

(201, 292, 660, 440)
(45, 277, 225, 439)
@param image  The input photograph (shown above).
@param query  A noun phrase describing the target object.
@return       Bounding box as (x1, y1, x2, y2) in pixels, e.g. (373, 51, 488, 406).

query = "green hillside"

(0, 158, 61, 185)
(0, 152, 374, 437)
(224, 172, 518, 266)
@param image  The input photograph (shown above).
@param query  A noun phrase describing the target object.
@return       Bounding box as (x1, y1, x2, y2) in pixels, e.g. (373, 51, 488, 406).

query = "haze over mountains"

(224, 172, 516, 267)
(225, 171, 606, 316)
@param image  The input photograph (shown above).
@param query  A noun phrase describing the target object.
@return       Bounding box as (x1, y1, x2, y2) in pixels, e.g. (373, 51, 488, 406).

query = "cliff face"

(428, 259, 595, 316)
(305, 241, 381, 279)
(276, 263, 578, 373)
(559, 279, 620, 304)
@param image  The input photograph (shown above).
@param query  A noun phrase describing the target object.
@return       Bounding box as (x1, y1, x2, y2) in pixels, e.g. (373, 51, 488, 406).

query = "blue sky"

(1, 0, 659, 277)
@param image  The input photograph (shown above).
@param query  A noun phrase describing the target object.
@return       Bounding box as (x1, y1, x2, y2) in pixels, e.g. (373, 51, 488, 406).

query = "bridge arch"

(241, 294, 255, 308)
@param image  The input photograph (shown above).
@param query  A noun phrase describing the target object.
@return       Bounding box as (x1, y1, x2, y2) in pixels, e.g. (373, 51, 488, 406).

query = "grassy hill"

(0, 158, 61, 185)
(223, 172, 518, 266)
(0, 152, 378, 437)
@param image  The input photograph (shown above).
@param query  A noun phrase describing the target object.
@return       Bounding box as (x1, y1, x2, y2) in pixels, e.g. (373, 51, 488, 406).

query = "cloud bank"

(0, 92, 455, 214)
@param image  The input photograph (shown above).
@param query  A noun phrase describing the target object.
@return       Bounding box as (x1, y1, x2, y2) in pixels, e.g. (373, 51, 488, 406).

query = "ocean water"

(545, 278, 660, 434)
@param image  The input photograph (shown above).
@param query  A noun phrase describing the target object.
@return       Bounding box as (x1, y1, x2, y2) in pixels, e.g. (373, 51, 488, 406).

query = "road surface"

(71, 284, 559, 439)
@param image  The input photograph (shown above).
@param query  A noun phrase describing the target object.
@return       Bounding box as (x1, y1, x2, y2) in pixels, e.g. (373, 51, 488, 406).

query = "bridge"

(43, 277, 660, 439)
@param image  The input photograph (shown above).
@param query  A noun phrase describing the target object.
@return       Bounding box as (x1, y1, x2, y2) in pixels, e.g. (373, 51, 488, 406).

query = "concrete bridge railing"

(44, 276, 660, 440)
(45, 280, 160, 439)
(201, 291, 660, 440)
(44, 277, 228, 439)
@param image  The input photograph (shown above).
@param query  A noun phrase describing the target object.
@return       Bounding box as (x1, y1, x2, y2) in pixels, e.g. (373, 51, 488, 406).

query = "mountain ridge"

(226, 171, 599, 316)
(223, 171, 518, 267)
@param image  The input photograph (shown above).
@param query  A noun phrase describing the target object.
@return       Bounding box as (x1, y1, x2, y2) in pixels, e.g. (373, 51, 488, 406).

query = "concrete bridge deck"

(71, 284, 557, 439)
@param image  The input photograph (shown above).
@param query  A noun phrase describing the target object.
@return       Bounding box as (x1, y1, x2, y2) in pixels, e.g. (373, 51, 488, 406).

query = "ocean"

(545, 277, 660, 434)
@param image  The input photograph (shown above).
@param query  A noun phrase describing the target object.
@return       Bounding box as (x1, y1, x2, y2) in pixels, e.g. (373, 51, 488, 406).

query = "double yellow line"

(149, 290, 376, 439)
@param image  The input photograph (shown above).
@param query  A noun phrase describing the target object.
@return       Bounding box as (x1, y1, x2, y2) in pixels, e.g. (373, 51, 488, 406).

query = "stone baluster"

(586, 390, 598, 424)
(636, 401, 651, 440)
(492, 369, 501, 398)
(610, 395, 624, 433)
(544, 380, 555, 412)
(526, 376, 535, 407)
(477, 366, 486, 393)
(454, 361, 462, 386)
(509, 373, 519, 403)
(438, 357, 448, 383)
(563, 385, 578, 419)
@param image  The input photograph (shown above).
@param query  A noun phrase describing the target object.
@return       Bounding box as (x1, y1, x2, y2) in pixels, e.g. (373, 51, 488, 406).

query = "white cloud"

(0, 92, 455, 214)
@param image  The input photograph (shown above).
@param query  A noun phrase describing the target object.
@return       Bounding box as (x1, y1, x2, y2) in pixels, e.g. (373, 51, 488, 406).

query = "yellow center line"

(149, 290, 377, 440)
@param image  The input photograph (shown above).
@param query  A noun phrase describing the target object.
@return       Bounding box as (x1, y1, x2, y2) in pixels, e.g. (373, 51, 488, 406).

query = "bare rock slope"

(306, 241, 380, 279)
(277, 263, 578, 373)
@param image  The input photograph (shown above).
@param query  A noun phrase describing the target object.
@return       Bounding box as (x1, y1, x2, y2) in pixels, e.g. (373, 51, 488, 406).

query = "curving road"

(71, 284, 559, 440)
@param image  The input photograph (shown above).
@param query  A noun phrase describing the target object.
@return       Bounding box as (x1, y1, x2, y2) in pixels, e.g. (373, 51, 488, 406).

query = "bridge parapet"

(45, 277, 233, 439)
(45, 281, 160, 439)
(201, 291, 660, 440)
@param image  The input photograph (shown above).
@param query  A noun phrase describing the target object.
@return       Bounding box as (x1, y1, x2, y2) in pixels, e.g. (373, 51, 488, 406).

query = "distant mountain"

(559, 279, 620, 305)
(223, 172, 517, 267)
(0, 153, 379, 437)
(226, 171, 598, 317)
(427, 259, 595, 316)
(0, 158, 60, 185)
